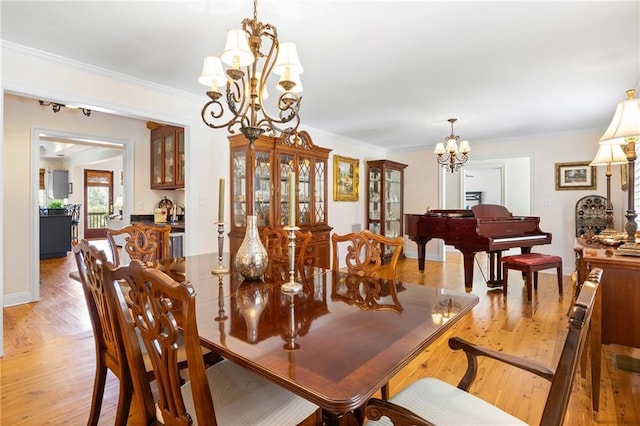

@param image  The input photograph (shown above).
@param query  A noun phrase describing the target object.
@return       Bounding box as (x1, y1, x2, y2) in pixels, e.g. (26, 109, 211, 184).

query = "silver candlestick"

(281, 225, 303, 295)
(211, 222, 229, 275)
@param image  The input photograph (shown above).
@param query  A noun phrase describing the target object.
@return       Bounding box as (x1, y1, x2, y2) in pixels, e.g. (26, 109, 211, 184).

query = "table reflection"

(330, 270, 405, 313)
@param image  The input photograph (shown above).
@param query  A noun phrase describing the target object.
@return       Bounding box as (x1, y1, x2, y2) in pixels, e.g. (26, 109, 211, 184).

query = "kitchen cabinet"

(229, 131, 332, 268)
(40, 214, 72, 259)
(150, 125, 185, 189)
(366, 159, 407, 264)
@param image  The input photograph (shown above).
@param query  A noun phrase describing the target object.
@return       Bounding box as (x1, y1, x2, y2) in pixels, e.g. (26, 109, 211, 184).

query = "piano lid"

(471, 204, 511, 219)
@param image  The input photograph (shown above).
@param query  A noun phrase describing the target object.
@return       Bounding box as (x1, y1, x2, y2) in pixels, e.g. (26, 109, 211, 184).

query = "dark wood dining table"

(156, 253, 479, 425)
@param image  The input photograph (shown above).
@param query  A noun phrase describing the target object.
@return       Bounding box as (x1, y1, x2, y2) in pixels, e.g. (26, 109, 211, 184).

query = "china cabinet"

(150, 124, 185, 189)
(366, 159, 407, 263)
(229, 131, 332, 268)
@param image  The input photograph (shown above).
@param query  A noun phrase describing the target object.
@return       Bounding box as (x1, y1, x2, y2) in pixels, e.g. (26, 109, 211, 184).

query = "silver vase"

(234, 215, 268, 280)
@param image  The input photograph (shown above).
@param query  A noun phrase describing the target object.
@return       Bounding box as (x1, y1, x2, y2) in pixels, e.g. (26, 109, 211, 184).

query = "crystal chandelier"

(434, 118, 471, 173)
(198, 0, 303, 149)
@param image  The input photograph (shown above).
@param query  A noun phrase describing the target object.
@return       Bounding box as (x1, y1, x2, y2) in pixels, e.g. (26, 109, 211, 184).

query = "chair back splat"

(365, 268, 603, 426)
(331, 230, 404, 281)
(105, 222, 171, 266)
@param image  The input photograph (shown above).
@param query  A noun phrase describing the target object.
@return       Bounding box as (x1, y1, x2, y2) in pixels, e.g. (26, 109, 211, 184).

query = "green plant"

(48, 200, 63, 208)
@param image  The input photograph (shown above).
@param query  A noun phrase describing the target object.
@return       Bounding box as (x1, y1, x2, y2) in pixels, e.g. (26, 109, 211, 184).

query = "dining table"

(155, 252, 479, 425)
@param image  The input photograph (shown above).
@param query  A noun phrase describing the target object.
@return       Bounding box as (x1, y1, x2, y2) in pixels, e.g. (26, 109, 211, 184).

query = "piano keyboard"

(493, 235, 548, 243)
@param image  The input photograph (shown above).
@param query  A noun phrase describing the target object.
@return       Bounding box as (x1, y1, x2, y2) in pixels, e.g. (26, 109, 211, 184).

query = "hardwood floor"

(2, 249, 639, 425)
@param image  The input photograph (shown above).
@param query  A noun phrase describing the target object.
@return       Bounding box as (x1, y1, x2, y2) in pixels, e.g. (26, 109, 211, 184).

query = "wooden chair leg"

(381, 383, 390, 401)
(526, 270, 533, 302)
(114, 374, 134, 426)
(88, 364, 107, 426)
(533, 271, 538, 290)
(502, 265, 509, 295)
(557, 264, 563, 295)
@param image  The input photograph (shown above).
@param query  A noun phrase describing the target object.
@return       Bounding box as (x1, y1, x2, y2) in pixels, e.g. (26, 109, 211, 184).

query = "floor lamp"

(598, 89, 640, 253)
(589, 144, 627, 235)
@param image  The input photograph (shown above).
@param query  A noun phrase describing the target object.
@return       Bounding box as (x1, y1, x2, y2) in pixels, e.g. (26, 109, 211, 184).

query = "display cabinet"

(150, 124, 185, 189)
(229, 131, 332, 268)
(366, 159, 407, 263)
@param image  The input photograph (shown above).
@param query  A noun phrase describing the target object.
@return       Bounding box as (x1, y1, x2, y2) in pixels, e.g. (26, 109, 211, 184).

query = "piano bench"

(502, 253, 563, 302)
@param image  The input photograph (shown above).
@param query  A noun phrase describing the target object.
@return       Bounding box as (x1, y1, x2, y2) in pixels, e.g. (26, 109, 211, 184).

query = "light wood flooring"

(2, 249, 639, 425)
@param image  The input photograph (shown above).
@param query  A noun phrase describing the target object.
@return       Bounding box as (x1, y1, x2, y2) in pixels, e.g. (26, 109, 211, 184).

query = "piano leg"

(486, 251, 504, 288)
(461, 251, 476, 292)
(411, 237, 429, 276)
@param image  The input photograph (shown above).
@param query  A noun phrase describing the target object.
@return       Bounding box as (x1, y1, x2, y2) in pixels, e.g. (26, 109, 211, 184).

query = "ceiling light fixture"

(598, 89, 640, 252)
(38, 100, 91, 117)
(198, 0, 303, 149)
(434, 118, 471, 173)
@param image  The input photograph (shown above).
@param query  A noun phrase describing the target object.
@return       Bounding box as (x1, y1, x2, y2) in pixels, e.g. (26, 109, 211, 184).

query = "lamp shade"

(198, 56, 227, 88)
(590, 143, 628, 166)
(434, 143, 446, 155)
(459, 140, 471, 154)
(221, 28, 254, 68)
(445, 138, 458, 153)
(273, 42, 304, 77)
(598, 89, 640, 145)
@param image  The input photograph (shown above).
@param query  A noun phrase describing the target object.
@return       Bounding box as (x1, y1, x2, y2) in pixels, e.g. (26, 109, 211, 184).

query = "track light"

(39, 100, 91, 117)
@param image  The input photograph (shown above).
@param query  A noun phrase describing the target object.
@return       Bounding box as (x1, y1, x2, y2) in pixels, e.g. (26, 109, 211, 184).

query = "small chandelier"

(434, 118, 471, 173)
(198, 0, 303, 149)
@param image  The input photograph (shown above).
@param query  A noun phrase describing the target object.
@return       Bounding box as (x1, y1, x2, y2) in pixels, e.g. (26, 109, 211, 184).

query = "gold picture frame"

(333, 155, 359, 201)
(555, 161, 596, 190)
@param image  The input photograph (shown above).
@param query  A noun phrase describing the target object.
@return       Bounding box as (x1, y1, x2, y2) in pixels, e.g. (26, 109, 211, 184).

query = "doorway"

(84, 169, 113, 239)
(30, 128, 133, 303)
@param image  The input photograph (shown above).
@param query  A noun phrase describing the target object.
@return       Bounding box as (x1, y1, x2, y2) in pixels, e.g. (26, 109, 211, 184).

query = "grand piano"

(405, 204, 552, 291)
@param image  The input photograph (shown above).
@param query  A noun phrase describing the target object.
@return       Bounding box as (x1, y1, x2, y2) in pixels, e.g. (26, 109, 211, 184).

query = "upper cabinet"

(366, 159, 407, 263)
(150, 124, 185, 189)
(229, 131, 332, 268)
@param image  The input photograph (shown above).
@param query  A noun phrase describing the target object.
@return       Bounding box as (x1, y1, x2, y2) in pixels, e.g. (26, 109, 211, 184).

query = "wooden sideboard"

(576, 249, 640, 411)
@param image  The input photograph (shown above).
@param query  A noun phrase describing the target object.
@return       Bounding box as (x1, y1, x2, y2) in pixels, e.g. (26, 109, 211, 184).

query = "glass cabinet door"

(299, 155, 311, 225)
(368, 166, 382, 235)
(278, 153, 294, 226)
(164, 133, 174, 184)
(254, 150, 272, 227)
(152, 136, 162, 185)
(314, 159, 327, 223)
(176, 130, 185, 185)
(232, 150, 247, 228)
(385, 168, 402, 240)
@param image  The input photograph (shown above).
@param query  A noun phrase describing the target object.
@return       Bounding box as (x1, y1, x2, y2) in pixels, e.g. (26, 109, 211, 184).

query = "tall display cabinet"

(366, 159, 408, 263)
(229, 131, 333, 268)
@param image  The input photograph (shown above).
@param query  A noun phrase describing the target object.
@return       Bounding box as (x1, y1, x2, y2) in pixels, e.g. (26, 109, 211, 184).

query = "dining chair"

(72, 239, 155, 426)
(262, 226, 312, 281)
(104, 259, 322, 425)
(331, 230, 403, 401)
(364, 268, 603, 426)
(105, 222, 171, 266)
(331, 230, 404, 283)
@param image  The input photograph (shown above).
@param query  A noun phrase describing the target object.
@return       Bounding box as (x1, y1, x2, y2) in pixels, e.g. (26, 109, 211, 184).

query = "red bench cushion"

(502, 253, 562, 267)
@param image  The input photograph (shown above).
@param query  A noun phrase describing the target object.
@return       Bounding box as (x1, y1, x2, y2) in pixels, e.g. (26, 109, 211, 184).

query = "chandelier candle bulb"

(288, 172, 296, 226)
(218, 178, 225, 223)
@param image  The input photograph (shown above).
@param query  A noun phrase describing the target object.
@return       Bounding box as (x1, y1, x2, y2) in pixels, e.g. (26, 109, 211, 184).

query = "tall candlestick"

(288, 172, 295, 226)
(218, 178, 225, 223)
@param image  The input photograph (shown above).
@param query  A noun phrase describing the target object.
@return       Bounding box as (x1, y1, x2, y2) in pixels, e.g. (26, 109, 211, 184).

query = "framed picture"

(333, 155, 359, 201)
(555, 161, 596, 190)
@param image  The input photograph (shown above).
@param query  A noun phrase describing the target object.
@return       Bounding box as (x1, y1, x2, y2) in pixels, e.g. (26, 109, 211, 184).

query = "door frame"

(30, 128, 133, 302)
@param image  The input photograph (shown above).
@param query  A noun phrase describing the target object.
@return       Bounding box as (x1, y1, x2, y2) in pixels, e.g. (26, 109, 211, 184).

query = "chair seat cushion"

(502, 253, 561, 267)
(157, 359, 317, 425)
(366, 378, 526, 425)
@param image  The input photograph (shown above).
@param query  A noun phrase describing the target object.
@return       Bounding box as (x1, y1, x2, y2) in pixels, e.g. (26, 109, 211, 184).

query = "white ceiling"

(2, 1, 639, 150)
